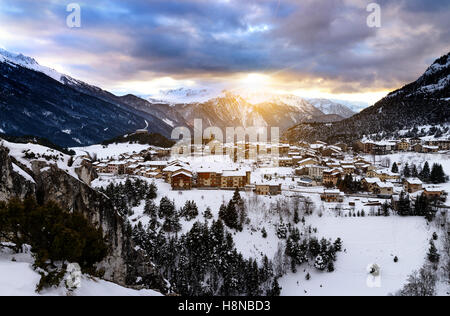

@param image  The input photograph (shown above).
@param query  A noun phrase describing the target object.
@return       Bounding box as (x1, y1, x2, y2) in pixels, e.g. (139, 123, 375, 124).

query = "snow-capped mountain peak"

(306, 98, 356, 118)
(0, 48, 64, 82)
(147, 87, 223, 105)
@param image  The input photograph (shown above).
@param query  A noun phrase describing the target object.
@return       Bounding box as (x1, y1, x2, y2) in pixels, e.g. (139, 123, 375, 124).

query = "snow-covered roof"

(171, 171, 193, 178)
(405, 178, 423, 185)
(196, 166, 223, 173)
(424, 187, 443, 193)
(254, 180, 281, 186)
(363, 177, 381, 184)
(222, 170, 247, 177)
(376, 181, 394, 189)
(298, 158, 317, 164)
(323, 189, 341, 194)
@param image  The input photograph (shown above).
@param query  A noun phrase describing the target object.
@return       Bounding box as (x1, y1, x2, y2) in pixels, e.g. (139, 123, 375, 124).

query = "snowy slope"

(0, 48, 64, 82)
(279, 216, 430, 296)
(92, 171, 433, 296)
(0, 49, 173, 147)
(0, 139, 81, 180)
(0, 247, 162, 296)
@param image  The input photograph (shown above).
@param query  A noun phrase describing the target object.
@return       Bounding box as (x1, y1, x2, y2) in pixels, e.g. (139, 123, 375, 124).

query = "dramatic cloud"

(0, 0, 449, 103)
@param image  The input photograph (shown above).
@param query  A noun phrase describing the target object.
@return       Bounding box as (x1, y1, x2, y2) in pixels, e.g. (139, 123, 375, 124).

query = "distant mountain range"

(306, 99, 356, 118)
(283, 51, 450, 144)
(0, 48, 383, 148)
(147, 88, 357, 131)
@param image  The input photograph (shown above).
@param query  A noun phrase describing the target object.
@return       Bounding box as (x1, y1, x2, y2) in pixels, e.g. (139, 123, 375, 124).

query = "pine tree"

(411, 164, 419, 178)
(398, 191, 412, 216)
(181, 200, 199, 221)
(327, 260, 335, 272)
(144, 199, 157, 217)
(147, 182, 158, 200)
(162, 213, 182, 233)
(427, 240, 440, 263)
(420, 162, 431, 182)
(268, 278, 281, 296)
(391, 162, 399, 174)
(382, 201, 390, 217)
(334, 238, 343, 252)
(276, 221, 288, 239)
(203, 207, 213, 220)
(293, 209, 300, 224)
(403, 163, 411, 178)
(430, 163, 446, 184)
(159, 197, 175, 219)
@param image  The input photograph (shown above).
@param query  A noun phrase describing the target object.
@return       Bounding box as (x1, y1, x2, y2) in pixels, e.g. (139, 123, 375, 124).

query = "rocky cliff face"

(0, 147, 35, 201)
(0, 145, 166, 293)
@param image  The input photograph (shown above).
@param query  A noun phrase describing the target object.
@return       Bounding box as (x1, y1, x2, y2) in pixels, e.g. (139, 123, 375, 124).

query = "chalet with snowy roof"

(321, 146, 342, 157)
(362, 177, 382, 193)
(396, 139, 410, 151)
(373, 141, 396, 155)
(94, 163, 108, 173)
(297, 157, 319, 167)
(341, 164, 356, 175)
(403, 178, 423, 193)
(413, 144, 423, 153)
(308, 165, 327, 180)
(220, 169, 251, 189)
(125, 164, 141, 175)
(163, 163, 192, 184)
(171, 170, 193, 190)
(145, 161, 168, 172)
(320, 189, 344, 203)
(196, 166, 223, 188)
(422, 145, 439, 153)
(423, 187, 445, 200)
(334, 142, 348, 152)
(278, 157, 294, 167)
(107, 161, 126, 175)
(425, 139, 450, 150)
(322, 168, 342, 186)
(373, 181, 394, 196)
(254, 181, 282, 196)
(279, 144, 290, 156)
(410, 137, 422, 146)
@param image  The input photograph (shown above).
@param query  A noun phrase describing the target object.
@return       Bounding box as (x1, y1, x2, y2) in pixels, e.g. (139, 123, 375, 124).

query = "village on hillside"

(83, 134, 449, 216)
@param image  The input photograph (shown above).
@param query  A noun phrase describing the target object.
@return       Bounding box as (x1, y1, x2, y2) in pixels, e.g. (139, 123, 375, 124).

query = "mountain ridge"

(283, 52, 450, 144)
(0, 49, 174, 147)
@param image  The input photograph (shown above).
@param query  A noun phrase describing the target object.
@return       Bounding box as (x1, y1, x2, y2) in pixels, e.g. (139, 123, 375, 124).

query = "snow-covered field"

(72, 143, 151, 160)
(279, 216, 430, 296)
(0, 247, 162, 296)
(93, 175, 434, 296)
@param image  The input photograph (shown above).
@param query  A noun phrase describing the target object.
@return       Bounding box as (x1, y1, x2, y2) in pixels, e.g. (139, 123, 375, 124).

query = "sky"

(0, 0, 449, 106)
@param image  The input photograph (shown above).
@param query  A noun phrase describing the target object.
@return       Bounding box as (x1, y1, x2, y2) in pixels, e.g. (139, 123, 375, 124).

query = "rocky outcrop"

(0, 147, 35, 201)
(0, 145, 167, 293)
(74, 159, 98, 185)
